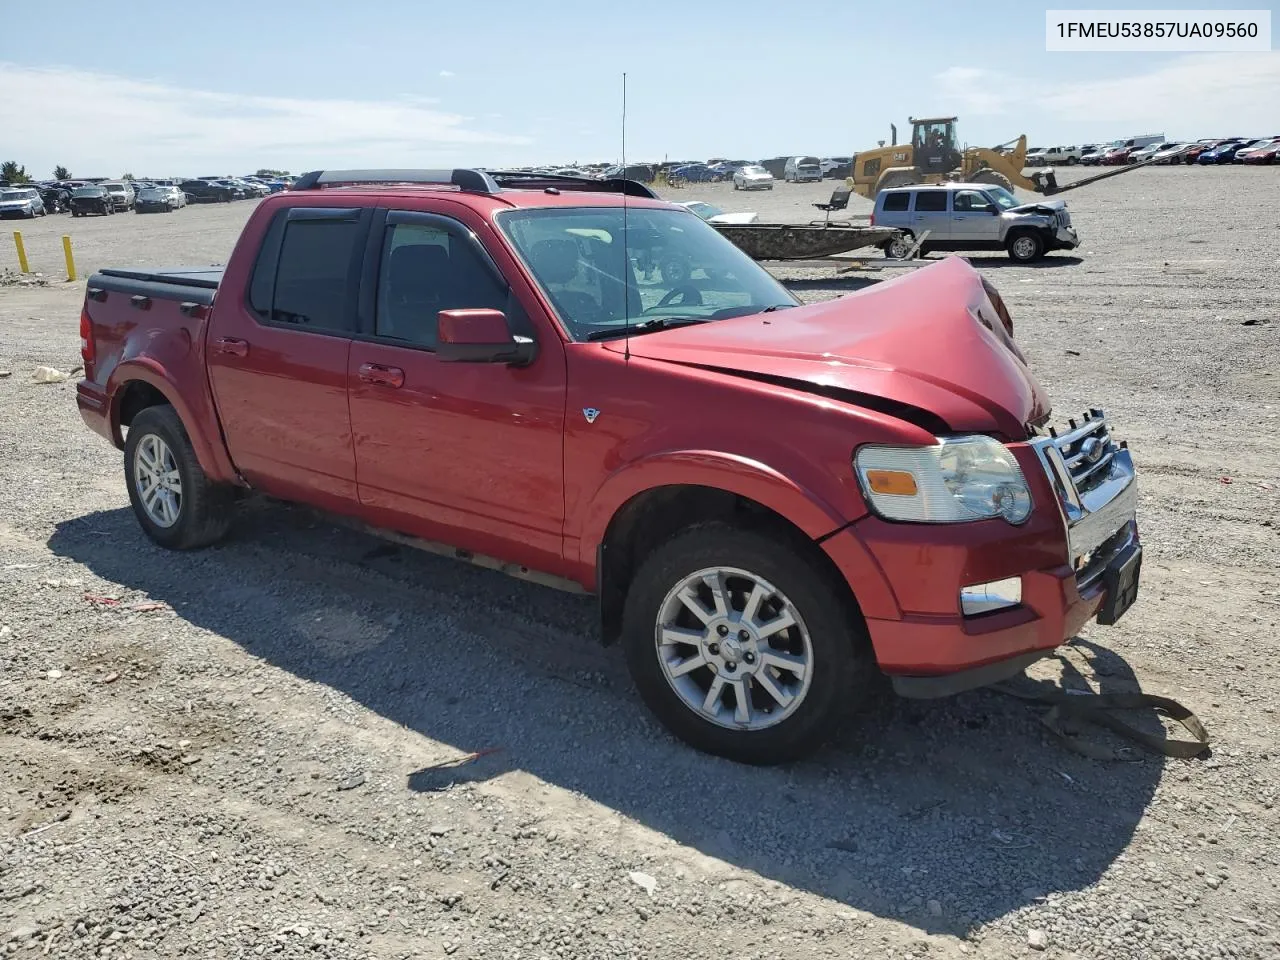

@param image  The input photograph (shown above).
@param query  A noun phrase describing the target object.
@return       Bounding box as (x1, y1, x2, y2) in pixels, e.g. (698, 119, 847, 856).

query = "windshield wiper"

(585, 317, 711, 341)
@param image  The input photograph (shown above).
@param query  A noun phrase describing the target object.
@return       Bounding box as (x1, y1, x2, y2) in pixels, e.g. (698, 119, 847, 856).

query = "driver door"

(949, 189, 1002, 245)
(346, 208, 568, 573)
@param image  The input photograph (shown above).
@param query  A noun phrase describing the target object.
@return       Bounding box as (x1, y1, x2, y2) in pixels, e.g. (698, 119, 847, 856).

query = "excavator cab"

(910, 116, 962, 175)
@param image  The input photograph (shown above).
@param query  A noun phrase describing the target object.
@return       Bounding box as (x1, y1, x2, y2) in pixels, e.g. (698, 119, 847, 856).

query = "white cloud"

(439, 70, 455, 78)
(935, 53, 1280, 136)
(1040, 53, 1280, 131)
(0, 62, 528, 177)
(933, 66, 1017, 116)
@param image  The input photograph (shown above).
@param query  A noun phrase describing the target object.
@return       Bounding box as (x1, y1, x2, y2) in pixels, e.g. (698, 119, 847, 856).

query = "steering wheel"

(651, 285, 703, 311)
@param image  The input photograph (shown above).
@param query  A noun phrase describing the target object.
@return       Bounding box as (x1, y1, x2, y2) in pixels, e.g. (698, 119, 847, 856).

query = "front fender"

(578, 449, 855, 569)
(577, 450, 900, 620)
(107, 359, 240, 485)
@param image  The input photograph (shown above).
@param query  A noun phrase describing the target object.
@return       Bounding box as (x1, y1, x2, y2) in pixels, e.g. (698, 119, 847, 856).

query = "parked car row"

(10, 174, 293, 218)
(1071, 135, 1280, 166)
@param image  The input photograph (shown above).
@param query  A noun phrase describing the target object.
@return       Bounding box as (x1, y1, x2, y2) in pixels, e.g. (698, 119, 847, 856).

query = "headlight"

(854, 436, 1032, 524)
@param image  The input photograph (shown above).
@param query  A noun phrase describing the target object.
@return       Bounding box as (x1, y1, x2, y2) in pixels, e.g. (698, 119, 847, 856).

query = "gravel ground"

(2, 167, 1278, 960)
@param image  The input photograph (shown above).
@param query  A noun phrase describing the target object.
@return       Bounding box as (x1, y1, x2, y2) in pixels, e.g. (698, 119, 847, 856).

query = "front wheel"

(621, 523, 872, 765)
(1007, 230, 1045, 263)
(124, 406, 233, 550)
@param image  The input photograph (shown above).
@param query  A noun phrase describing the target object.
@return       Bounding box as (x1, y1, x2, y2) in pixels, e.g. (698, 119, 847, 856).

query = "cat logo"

(893, 151, 908, 162)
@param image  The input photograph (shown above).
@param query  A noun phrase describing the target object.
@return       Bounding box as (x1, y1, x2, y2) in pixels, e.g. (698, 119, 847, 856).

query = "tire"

(1006, 230, 1045, 263)
(1067, 157, 1078, 165)
(620, 523, 872, 765)
(884, 233, 915, 260)
(969, 167, 1014, 191)
(124, 405, 233, 550)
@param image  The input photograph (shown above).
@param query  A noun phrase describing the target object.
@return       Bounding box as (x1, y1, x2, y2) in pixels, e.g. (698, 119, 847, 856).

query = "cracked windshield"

(498, 207, 797, 340)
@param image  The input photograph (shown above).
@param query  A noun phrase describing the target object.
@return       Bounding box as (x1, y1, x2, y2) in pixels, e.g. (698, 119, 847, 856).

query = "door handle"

(213, 337, 249, 358)
(358, 363, 405, 388)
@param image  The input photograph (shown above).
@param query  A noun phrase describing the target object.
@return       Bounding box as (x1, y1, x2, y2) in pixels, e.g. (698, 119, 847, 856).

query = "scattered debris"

(0, 370, 11, 378)
(1219, 477, 1233, 485)
(628, 871, 657, 896)
(20, 810, 70, 840)
(129, 601, 169, 613)
(336, 773, 366, 792)
(1066, 349, 1081, 356)
(1027, 929, 1048, 951)
(31, 366, 70, 384)
(1241, 317, 1270, 326)
(84, 594, 120, 606)
(46, 669, 62, 680)
(100, 672, 120, 684)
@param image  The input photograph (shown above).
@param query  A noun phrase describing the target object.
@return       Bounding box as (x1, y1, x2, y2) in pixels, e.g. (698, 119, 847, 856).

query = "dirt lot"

(2, 168, 1278, 960)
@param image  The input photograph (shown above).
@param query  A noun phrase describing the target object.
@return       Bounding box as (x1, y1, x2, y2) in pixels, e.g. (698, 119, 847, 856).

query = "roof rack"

(288, 168, 659, 199)
(290, 169, 501, 193)
(485, 171, 659, 199)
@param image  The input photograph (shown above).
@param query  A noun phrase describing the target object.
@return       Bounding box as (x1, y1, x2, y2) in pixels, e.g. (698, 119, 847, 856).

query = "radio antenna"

(621, 71, 631, 361)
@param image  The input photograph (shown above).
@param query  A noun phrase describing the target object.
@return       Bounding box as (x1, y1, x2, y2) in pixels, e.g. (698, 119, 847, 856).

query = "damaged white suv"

(873, 182, 1080, 263)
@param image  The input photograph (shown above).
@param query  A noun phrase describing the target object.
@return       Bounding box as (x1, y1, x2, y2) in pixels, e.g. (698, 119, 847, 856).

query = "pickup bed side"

(76, 267, 241, 486)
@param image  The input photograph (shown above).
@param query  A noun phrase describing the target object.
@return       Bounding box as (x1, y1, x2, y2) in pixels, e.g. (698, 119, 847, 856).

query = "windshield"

(498, 206, 797, 341)
(985, 186, 1019, 210)
(0, 190, 26, 202)
(742, 165, 767, 175)
(73, 187, 101, 197)
(138, 188, 163, 198)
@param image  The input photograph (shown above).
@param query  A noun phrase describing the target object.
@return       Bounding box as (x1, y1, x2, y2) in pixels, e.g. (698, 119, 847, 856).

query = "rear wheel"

(1007, 230, 1045, 263)
(621, 523, 872, 765)
(884, 233, 915, 260)
(124, 406, 233, 550)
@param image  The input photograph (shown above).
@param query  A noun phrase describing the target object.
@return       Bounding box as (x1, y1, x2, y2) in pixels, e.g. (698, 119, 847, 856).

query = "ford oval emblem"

(1080, 437, 1105, 465)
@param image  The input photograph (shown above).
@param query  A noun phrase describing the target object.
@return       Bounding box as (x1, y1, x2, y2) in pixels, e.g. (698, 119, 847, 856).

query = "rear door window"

(913, 191, 948, 212)
(248, 209, 367, 333)
(881, 192, 910, 212)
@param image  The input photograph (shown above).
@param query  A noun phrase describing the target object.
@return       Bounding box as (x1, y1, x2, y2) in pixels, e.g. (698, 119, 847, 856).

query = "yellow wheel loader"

(848, 116, 1179, 200)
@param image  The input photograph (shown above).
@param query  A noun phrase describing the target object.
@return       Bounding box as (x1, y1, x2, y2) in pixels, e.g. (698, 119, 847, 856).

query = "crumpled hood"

(1008, 199, 1067, 215)
(608, 256, 1050, 438)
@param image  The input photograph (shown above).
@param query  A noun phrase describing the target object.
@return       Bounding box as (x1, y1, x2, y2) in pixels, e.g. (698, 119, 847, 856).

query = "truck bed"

(93, 266, 224, 306)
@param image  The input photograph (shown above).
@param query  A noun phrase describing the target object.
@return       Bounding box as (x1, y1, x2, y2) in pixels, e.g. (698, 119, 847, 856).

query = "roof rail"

(485, 171, 659, 199)
(290, 169, 500, 193)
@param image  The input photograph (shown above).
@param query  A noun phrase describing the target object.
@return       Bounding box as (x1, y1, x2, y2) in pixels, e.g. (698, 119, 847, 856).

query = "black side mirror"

(436, 308, 537, 367)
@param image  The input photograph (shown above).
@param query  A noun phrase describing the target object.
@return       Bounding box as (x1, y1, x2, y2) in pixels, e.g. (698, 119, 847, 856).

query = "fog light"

(960, 577, 1022, 616)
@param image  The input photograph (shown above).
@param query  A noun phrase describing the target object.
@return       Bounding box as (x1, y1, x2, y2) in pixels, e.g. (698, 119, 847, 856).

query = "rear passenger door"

(346, 208, 568, 575)
(910, 190, 950, 243)
(205, 206, 371, 512)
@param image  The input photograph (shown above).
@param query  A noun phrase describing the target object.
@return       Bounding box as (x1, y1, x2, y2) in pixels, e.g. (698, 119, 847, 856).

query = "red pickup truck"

(76, 168, 1141, 764)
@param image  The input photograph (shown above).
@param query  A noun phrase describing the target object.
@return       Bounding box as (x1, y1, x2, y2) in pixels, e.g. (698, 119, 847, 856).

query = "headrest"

(529, 238, 581, 285)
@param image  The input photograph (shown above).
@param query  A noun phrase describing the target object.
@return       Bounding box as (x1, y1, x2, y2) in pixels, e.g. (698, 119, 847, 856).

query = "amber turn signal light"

(864, 469, 918, 497)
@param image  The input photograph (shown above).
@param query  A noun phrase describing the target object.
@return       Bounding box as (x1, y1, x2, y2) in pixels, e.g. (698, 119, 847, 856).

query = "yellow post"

(62, 235, 77, 282)
(12, 231, 30, 273)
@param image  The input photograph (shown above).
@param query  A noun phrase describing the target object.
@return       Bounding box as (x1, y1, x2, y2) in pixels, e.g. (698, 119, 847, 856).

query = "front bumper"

(1052, 225, 1080, 250)
(822, 412, 1138, 696)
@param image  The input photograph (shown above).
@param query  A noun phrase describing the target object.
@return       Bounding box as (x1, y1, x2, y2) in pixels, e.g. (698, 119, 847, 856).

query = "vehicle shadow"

(50, 502, 1165, 936)
(960, 255, 1084, 269)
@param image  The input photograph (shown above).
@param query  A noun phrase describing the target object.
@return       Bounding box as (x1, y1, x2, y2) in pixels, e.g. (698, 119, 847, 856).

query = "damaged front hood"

(1008, 199, 1067, 216)
(610, 257, 1049, 438)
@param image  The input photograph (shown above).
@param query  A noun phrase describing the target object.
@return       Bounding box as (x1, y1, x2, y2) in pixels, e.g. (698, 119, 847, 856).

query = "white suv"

(872, 182, 1080, 263)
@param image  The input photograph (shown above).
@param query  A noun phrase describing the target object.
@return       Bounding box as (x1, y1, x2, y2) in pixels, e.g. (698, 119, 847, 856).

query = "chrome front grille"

(1030, 409, 1138, 586)
(1051, 411, 1116, 495)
